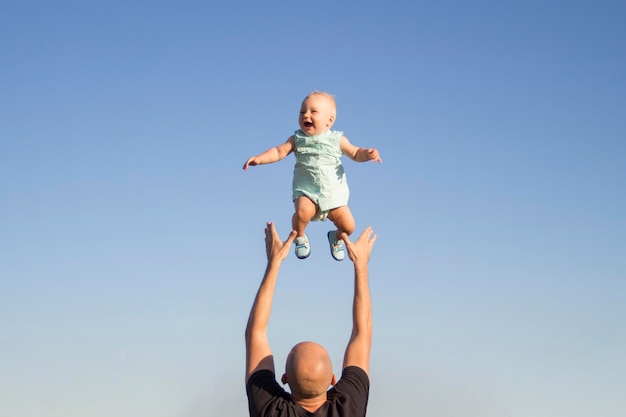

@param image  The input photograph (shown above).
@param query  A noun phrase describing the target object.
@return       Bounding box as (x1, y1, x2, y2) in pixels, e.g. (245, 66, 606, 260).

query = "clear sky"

(2, 1, 625, 416)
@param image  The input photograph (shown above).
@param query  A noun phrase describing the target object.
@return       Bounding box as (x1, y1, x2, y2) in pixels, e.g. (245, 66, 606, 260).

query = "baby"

(243, 91, 382, 261)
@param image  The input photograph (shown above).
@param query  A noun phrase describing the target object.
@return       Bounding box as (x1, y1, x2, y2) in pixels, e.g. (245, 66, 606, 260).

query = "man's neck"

(293, 393, 327, 413)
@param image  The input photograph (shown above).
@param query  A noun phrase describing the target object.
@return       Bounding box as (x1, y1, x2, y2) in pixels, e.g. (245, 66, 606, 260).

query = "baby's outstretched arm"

(340, 136, 383, 164)
(243, 136, 295, 170)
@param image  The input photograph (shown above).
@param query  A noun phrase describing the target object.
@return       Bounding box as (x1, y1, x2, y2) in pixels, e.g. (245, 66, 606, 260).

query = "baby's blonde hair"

(304, 91, 337, 118)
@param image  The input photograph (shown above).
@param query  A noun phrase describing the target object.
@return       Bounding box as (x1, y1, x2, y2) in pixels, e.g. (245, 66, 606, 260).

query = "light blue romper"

(292, 129, 349, 221)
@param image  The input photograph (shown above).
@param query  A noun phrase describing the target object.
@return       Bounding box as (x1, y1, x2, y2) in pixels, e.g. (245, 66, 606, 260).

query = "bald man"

(245, 222, 376, 417)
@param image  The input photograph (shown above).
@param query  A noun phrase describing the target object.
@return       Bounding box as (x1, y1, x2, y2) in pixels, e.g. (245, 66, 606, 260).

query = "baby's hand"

(368, 149, 382, 164)
(243, 157, 259, 171)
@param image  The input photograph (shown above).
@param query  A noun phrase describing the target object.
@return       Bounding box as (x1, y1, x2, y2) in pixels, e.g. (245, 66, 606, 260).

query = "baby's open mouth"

(304, 121, 313, 127)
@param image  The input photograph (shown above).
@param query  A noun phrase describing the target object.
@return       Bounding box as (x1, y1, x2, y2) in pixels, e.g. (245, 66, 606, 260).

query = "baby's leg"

(292, 196, 317, 237)
(328, 205, 355, 239)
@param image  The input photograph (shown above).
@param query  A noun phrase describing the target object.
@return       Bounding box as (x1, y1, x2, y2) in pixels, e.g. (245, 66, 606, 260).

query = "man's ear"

(330, 374, 337, 386)
(281, 373, 288, 385)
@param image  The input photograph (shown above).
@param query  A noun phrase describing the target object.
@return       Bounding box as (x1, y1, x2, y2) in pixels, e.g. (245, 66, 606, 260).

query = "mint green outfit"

(292, 129, 349, 220)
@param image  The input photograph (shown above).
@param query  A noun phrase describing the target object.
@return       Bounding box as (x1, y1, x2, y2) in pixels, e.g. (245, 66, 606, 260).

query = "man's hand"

(341, 226, 376, 268)
(265, 222, 297, 264)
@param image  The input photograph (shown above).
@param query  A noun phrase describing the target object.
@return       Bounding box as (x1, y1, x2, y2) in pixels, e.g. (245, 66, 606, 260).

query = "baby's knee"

(341, 219, 356, 235)
(294, 198, 317, 218)
(330, 207, 355, 233)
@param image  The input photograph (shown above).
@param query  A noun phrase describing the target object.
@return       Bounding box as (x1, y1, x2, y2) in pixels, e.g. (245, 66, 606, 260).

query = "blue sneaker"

(294, 234, 310, 259)
(327, 230, 345, 261)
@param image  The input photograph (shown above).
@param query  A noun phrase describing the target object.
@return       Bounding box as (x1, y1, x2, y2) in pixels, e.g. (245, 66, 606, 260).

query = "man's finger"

(284, 230, 297, 246)
(356, 226, 373, 243)
(267, 222, 279, 239)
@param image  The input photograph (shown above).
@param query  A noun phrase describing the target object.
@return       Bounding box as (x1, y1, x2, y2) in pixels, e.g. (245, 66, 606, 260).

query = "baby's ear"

(328, 114, 335, 125)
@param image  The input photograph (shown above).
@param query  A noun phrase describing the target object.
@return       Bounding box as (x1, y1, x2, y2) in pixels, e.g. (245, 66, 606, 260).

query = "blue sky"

(1, 1, 625, 416)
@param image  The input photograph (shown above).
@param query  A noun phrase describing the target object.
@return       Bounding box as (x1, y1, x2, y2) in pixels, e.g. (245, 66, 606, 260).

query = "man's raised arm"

(341, 227, 376, 376)
(245, 222, 296, 383)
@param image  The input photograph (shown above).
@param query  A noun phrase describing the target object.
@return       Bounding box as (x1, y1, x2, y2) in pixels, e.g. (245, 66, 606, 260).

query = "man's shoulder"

(340, 366, 369, 382)
(324, 367, 369, 417)
(247, 369, 278, 390)
(330, 366, 369, 398)
(247, 370, 293, 416)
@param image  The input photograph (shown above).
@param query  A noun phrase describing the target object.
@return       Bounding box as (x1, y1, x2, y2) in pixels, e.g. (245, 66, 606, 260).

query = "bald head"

(283, 342, 334, 398)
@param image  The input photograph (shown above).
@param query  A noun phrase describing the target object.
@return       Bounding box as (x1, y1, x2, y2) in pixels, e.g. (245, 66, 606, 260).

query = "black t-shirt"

(246, 366, 369, 417)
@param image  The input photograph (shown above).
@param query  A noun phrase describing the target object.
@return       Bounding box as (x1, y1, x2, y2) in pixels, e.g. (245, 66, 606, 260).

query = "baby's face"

(298, 94, 336, 136)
